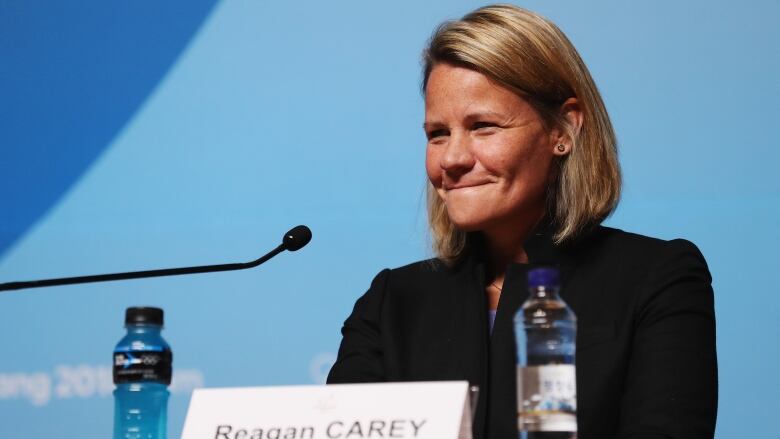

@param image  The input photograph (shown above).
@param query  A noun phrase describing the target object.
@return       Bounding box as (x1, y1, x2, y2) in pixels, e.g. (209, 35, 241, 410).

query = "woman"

(328, 5, 717, 439)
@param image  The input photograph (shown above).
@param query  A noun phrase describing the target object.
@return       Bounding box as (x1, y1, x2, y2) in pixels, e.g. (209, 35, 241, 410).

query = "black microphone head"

(282, 225, 312, 251)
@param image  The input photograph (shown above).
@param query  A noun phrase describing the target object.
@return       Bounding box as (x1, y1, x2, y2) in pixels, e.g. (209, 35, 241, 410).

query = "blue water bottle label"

(113, 348, 172, 385)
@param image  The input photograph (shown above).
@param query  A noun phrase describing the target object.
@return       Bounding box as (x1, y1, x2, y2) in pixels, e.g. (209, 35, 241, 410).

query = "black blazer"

(327, 226, 717, 439)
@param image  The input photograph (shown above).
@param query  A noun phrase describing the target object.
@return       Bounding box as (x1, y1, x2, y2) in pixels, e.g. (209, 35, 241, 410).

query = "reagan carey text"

(214, 419, 428, 439)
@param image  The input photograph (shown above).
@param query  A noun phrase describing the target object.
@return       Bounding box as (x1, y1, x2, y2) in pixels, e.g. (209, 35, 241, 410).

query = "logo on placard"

(314, 393, 337, 412)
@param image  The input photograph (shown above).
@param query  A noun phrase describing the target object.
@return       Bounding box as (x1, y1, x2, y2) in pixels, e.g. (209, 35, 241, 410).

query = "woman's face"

(424, 63, 563, 234)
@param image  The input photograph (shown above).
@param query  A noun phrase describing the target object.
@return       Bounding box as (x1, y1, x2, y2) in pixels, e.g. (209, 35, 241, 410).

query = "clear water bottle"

(113, 307, 172, 439)
(514, 267, 577, 439)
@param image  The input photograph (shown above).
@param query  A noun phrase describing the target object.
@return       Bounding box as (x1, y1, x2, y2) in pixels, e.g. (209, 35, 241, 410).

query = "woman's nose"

(440, 132, 475, 176)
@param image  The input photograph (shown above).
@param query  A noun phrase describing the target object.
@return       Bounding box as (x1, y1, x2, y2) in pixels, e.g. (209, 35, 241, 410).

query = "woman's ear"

(552, 97, 583, 156)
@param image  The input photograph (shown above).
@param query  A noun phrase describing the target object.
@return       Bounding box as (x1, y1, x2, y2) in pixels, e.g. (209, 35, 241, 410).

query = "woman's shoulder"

(380, 257, 461, 284)
(582, 226, 706, 261)
(573, 226, 711, 283)
(388, 258, 449, 275)
(361, 257, 474, 300)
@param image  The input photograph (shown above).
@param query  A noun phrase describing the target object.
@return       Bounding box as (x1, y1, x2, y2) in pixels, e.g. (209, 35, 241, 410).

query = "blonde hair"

(422, 4, 621, 264)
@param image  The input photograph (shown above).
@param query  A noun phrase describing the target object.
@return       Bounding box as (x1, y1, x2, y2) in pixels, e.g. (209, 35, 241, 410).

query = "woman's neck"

(489, 233, 529, 265)
(483, 213, 542, 283)
(483, 229, 529, 311)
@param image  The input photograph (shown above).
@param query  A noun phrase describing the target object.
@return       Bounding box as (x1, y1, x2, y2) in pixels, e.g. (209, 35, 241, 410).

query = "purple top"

(488, 309, 497, 334)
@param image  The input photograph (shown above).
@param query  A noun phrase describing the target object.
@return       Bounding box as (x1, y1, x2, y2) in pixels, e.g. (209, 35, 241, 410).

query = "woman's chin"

(446, 214, 492, 233)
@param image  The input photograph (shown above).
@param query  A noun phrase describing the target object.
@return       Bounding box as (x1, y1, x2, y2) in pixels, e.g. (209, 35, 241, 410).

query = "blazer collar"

(462, 219, 563, 269)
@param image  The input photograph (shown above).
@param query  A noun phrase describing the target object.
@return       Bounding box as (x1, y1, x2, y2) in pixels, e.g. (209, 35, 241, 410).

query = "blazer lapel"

(485, 225, 568, 438)
(448, 253, 490, 438)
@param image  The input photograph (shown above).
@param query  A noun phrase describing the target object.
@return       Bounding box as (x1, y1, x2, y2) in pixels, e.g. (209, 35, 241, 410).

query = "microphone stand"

(0, 225, 311, 292)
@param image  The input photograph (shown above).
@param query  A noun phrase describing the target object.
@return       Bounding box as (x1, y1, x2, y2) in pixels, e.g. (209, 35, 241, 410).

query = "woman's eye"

(472, 121, 498, 130)
(427, 129, 448, 140)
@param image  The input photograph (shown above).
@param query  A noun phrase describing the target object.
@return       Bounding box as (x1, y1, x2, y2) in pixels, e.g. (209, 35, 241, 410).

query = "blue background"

(1, 0, 777, 437)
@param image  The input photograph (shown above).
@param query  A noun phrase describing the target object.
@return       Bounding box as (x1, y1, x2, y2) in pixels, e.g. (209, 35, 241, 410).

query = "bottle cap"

(124, 307, 164, 326)
(528, 267, 560, 288)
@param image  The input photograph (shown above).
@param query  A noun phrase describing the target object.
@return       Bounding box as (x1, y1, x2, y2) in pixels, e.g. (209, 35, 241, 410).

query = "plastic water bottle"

(113, 307, 172, 439)
(514, 268, 577, 439)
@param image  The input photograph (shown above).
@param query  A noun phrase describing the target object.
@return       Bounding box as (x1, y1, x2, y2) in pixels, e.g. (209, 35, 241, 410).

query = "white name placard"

(181, 381, 473, 439)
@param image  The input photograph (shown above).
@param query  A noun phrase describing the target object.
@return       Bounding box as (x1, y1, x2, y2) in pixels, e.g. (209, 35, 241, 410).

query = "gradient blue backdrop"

(1, 1, 777, 437)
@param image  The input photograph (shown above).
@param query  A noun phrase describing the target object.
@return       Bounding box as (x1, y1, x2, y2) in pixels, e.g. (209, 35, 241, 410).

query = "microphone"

(0, 225, 312, 292)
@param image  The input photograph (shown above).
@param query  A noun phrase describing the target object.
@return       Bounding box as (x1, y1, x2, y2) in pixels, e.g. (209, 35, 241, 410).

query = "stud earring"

(557, 144, 566, 153)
